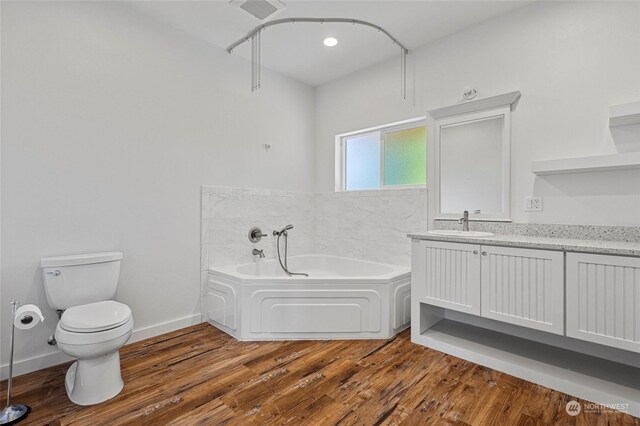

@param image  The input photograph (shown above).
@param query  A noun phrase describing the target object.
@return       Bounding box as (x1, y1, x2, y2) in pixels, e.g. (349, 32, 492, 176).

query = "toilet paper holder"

(0, 300, 42, 425)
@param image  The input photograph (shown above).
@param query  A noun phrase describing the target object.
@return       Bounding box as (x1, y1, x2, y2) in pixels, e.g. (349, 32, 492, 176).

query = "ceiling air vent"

(231, 0, 287, 22)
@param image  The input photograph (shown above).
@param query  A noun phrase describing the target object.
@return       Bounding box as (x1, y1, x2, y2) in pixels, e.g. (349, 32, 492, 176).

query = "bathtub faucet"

(252, 248, 265, 258)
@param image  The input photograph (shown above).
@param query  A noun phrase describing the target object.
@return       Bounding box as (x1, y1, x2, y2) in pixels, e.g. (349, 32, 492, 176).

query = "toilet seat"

(56, 316, 133, 346)
(56, 300, 133, 345)
(60, 300, 131, 333)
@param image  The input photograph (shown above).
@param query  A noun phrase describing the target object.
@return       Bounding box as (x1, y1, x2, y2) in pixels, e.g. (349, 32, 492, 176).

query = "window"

(336, 118, 426, 191)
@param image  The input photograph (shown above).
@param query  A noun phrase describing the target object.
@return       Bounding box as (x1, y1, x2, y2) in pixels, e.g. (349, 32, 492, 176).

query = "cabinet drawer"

(480, 246, 564, 335)
(418, 240, 481, 315)
(566, 253, 640, 353)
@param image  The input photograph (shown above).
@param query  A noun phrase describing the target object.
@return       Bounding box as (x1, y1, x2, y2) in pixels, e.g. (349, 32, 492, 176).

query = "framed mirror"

(431, 106, 511, 221)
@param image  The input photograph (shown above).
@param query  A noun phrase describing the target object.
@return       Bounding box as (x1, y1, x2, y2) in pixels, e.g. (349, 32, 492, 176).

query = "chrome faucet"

(252, 248, 265, 258)
(458, 210, 469, 232)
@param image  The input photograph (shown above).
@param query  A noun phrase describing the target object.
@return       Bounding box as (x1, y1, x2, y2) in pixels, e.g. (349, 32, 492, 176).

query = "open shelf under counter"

(412, 314, 640, 417)
(531, 151, 640, 175)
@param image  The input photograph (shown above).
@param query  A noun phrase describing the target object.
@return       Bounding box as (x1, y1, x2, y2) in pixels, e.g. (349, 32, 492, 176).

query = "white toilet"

(41, 252, 133, 406)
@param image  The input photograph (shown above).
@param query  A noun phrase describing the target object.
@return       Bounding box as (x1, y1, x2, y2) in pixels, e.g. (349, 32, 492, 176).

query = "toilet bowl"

(54, 300, 133, 406)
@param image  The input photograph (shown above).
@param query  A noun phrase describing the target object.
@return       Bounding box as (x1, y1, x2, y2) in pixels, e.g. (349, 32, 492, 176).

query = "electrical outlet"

(524, 197, 543, 212)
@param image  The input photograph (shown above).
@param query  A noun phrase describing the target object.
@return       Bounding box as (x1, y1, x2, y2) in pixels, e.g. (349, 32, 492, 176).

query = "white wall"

(0, 1, 315, 377)
(315, 1, 640, 225)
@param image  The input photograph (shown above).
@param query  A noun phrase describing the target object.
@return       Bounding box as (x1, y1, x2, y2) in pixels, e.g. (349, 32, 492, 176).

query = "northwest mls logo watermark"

(566, 400, 630, 416)
(566, 401, 581, 416)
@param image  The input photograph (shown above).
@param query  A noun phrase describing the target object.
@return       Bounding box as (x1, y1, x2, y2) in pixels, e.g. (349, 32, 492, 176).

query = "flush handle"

(46, 270, 61, 276)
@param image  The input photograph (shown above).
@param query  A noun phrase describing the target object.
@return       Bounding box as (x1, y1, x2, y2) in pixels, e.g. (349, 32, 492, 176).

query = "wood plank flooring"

(1, 323, 637, 425)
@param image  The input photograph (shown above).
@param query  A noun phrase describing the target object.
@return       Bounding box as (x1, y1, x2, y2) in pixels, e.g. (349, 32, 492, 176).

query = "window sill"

(334, 186, 427, 196)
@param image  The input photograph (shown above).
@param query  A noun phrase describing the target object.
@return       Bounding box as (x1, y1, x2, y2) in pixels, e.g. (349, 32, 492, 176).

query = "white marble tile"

(314, 189, 427, 265)
(201, 186, 427, 271)
(202, 186, 315, 269)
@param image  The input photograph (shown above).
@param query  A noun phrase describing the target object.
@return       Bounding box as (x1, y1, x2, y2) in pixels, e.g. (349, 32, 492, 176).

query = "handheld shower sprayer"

(273, 224, 294, 236)
(273, 224, 308, 277)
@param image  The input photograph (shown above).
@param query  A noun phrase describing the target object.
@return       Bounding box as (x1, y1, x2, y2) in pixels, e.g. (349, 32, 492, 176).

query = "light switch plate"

(525, 197, 543, 212)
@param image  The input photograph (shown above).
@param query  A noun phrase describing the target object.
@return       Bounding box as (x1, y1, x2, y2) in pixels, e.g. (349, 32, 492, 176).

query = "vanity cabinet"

(412, 236, 640, 416)
(415, 240, 564, 334)
(566, 253, 640, 353)
(480, 246, 564, 334)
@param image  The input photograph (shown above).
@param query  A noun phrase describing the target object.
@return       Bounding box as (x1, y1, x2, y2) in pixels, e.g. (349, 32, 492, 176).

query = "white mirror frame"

(431, 106, 511, 221)
(426, 91, 520, 227)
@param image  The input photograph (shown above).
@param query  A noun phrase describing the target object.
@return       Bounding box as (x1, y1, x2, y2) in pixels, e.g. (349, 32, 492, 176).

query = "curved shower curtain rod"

(226, 18, 409, 54)
(226, 17, 409, 98)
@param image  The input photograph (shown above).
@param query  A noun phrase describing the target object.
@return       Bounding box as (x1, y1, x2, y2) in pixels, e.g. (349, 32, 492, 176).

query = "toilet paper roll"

(14, 304, 45, 330)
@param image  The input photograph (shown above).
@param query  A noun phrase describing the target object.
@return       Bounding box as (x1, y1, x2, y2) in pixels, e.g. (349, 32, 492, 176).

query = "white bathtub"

(207, 255, 411, 340)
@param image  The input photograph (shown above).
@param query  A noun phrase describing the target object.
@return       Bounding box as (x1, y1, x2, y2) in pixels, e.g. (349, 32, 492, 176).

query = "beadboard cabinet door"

(480, 246, 564, 335)
(417, 240, 481, 315)
(566, 253, 640, 353)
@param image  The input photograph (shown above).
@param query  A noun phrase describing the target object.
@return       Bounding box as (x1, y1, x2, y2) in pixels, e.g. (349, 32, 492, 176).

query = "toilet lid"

(60, 300, 132, 333)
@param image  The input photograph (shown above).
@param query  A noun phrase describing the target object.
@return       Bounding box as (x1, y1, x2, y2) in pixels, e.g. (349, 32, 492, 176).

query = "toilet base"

(65, 351, 124, 406)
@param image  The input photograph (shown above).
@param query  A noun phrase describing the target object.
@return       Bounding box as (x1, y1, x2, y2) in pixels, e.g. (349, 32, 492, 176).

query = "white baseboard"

(0, 350, 73, 381)
(128, 313, 202, 344)
(1, 313, 203, 380)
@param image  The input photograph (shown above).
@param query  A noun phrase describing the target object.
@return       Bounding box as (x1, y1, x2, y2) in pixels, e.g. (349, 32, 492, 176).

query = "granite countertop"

(407, 232, 640, 257)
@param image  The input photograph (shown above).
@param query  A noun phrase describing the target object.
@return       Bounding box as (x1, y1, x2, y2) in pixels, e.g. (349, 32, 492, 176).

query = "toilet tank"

(41, 252, 123, 310)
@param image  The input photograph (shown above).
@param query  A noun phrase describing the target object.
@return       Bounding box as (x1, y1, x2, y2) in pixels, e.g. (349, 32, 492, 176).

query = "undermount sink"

(427, 230, 495, 238)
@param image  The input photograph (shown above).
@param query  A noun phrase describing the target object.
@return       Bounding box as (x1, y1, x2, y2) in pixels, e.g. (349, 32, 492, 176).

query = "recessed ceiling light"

(323, 37, 338, 47)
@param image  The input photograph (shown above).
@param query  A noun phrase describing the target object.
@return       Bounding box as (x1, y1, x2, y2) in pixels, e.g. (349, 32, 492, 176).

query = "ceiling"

(127, 0, 530, 87)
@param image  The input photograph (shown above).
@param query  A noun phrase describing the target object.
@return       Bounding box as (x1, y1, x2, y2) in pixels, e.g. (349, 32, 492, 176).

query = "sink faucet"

(458, 210, 469, 232)
(252, 248, 265, 258)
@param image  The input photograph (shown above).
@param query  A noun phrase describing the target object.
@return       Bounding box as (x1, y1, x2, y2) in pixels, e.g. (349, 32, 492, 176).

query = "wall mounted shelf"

(531, 152, 640, 175)
(610, 101, 640, 128)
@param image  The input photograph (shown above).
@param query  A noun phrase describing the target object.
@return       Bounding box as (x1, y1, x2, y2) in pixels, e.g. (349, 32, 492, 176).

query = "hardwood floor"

(1, 323, 637, 425)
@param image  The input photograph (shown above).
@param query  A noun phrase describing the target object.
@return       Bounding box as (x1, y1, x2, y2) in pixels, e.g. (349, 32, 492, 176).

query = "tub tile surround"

(201, 186, 427, 270)
(315, 189, 428, 266)
(201, 186, 315, 268)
